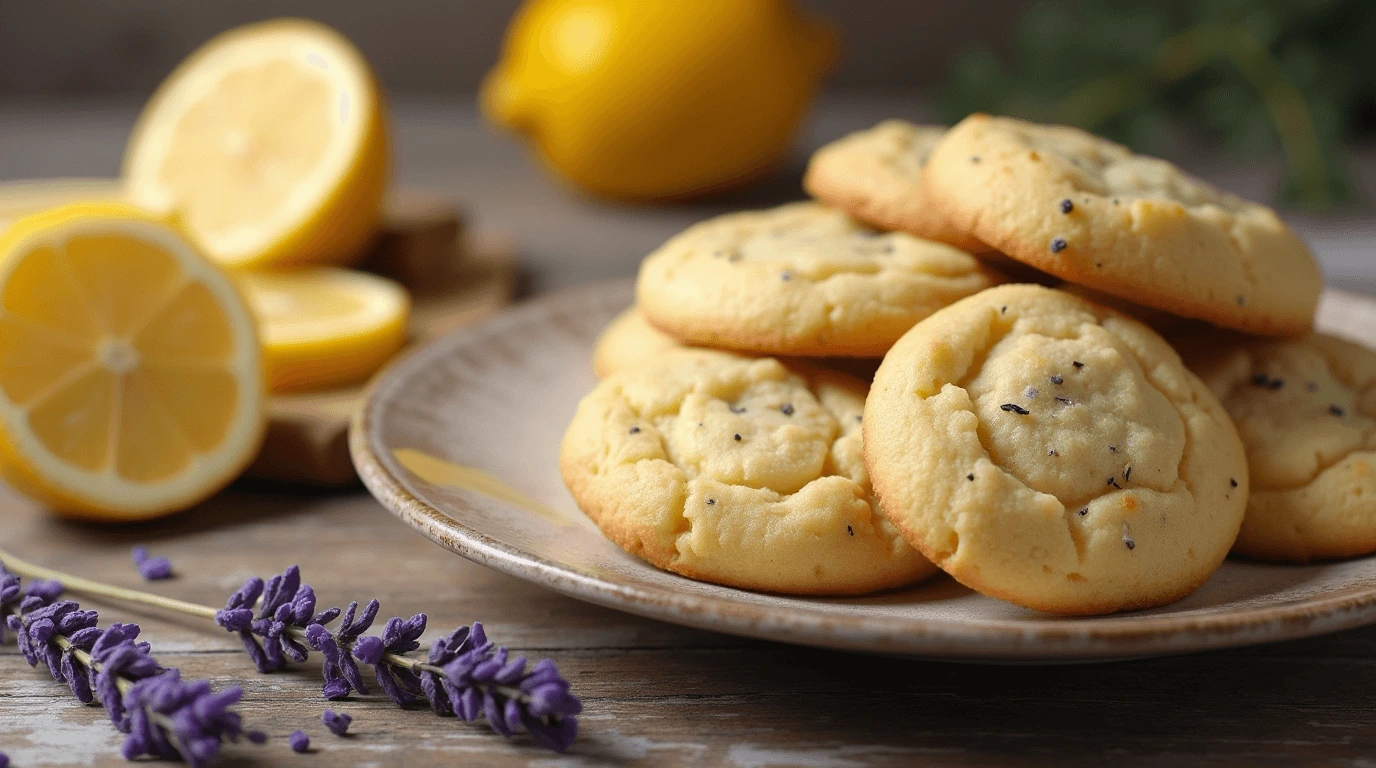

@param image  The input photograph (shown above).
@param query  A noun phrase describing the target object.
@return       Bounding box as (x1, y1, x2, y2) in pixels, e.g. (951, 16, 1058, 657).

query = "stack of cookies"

(561, 113, 1374, 616)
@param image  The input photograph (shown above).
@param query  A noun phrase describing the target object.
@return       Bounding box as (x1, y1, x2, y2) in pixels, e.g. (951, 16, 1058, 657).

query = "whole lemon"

(482, 0, 837, 201)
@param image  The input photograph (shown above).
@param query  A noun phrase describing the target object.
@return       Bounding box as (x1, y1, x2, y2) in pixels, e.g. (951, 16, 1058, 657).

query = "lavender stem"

(0, 549, 216, 621)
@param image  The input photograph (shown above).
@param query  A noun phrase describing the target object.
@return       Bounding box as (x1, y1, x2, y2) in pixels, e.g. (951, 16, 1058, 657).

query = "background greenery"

(941, 0, 1376, 209)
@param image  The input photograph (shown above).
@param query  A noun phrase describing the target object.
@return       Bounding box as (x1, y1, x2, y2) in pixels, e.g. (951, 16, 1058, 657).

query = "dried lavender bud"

(1107, 477, 1122, 489)
(1, 565, 262, 766)
(323, 710, 352, 736)
(131, 546, 172, 581)
(1024, 387, 1039, 399)
(1073, 361, 1084, 369)
(1306, 381, 1319, 392)
(1059, 199, 1074, 213)
(438, 627, 582, 752)
(1054, 396, 1074, 406)
(780, 404, 794, 415)
(1330, 404, 1347, 417)
(1048, 374, 1063, 385)
(355, 614, 428, 706)
(628, 426, 640, 434)
(1048, 448, 1058, 456)
(1124, 466, 1132, 481)
(706, 498, 715, 505)
(1050, 238, 1067, 253)
(1230, 478, 1238, 488)
(289, 730, 310, 753)
(219, 567, 338, 674)
(733, 433, 742, 441)
(122, 671, 265, 765)
(967, 474, 975, 481)
(306, 599, 380, 699)
(0, 750, 7, 767)
(1077, 508, 1089, 517)
(1000, 403, 1030, 415)
(780, 271, 792, 281)
(846, 525, 854, 536)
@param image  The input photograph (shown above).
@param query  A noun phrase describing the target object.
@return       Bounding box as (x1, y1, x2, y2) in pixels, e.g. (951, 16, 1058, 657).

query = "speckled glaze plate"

(352, 279, 1376, 662)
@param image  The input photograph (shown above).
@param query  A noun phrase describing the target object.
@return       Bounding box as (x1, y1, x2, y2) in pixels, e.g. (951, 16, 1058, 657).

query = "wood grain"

(8, 483, 1376, 766)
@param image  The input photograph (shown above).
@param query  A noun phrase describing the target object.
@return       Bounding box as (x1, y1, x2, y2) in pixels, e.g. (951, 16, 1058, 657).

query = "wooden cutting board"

(245, 196, 518, 486)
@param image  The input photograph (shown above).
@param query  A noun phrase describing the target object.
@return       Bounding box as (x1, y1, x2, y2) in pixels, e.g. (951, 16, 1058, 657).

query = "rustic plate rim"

(350, 280, 1376, 661)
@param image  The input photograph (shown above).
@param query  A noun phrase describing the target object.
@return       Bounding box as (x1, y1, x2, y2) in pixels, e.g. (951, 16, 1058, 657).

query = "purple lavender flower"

(305, 599, 378, 699)
(418, 623, 491, 717)
(121, 670, 266, 767)
(289, 729, 310, 753)
(89, 622, 163, 724)
(2, 567, 262, 766)
(217, 566, 338, 674)
(353, 613, 427, 706)
(132, 545, 173, 581)
(322, 709, 352, 736)
(436, 624, 581, 752)
(0, 749, 8, 767)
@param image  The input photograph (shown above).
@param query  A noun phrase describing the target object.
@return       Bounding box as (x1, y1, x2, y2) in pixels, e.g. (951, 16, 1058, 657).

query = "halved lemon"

(123, 18, 389, 270)
(238, 268, 409, 393)
(0, 203, 265, 520)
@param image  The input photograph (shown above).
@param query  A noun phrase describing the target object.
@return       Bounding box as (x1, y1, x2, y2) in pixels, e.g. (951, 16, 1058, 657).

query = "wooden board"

(246, 234, 517, 486)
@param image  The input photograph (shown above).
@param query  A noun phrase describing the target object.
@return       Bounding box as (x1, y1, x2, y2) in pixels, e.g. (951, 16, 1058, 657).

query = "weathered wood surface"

(9, 483, 1376, 767)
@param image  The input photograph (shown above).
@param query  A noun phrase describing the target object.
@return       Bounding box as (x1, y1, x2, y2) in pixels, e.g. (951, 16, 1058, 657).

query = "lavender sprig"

(0, 565, 263, 766)
(2, 551, 582, 754)
(229, 566, 581, 751)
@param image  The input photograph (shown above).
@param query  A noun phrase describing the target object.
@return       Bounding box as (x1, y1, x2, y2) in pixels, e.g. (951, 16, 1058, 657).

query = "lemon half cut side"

(123, 18, 388, 270)
(0, 203, 266, 520)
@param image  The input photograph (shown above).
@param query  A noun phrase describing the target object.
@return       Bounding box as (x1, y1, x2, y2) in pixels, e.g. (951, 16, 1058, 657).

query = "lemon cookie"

(1182, 333, 1376, 562)
(865, 284, 1247, 615)
(804, 120, 983, 252)
(636, 202, 1002, 357)
(924, 115, 1321, 336)
(593, 306, 685, 378)
(561, 348, 935, 594)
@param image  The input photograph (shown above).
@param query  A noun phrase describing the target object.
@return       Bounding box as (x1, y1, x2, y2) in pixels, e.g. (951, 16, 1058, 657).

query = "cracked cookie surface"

(864, 284, 1247, 615)
(560, 348, 935, 594)
(1183, 332, 1376, 562)
(803, 120, 984, 252)
(924, 114, 1321, 336)
(636, 202, 1002, 357)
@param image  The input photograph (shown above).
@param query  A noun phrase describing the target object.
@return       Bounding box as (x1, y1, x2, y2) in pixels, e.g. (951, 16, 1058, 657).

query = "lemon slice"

(238, 268, 409, 393)
(0, 178, 126, 234)
(0, 203, 265, 520)
(123, 19, 389, 270)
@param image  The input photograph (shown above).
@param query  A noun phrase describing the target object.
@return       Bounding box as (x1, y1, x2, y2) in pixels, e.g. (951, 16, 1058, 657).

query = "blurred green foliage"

(940, 0, 1376, 209)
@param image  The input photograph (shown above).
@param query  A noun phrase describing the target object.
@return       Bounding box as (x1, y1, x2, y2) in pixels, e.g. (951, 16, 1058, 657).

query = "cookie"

(636, 202, 1003, 357)
(803, 120, 984, 252)
(923, 114, 1322, 336)
(864, 284, 1248, 615)
(1181, 332, 1376, 562)
(593, 305, 684, 378)
(560, 348, 936, 594)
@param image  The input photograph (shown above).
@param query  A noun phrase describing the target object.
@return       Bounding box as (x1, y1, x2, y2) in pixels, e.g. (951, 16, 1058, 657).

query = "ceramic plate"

(352, 280, 1376, 661)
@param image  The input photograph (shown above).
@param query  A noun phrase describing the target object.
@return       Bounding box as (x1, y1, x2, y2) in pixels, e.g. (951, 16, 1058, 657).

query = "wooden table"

(5, 97, 1376, 766)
